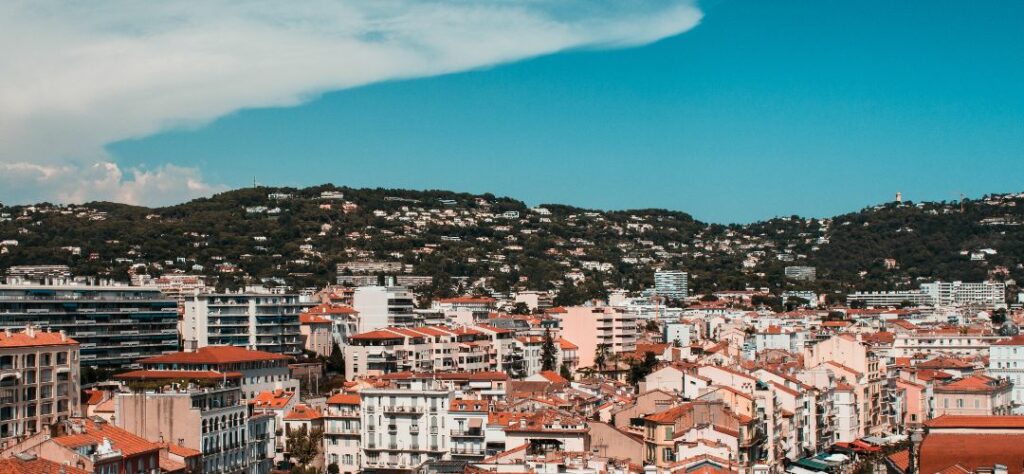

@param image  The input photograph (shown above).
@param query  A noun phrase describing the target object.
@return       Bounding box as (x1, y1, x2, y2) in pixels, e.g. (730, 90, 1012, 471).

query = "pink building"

(554, 306, 638, 369)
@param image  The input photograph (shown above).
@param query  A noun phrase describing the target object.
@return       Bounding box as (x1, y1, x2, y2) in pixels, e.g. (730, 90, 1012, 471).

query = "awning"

(469, 418, 483, 429)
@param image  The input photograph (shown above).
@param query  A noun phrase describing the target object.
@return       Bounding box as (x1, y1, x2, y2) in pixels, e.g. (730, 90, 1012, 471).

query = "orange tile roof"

(537, 370, 568, 384)
(0, 329, 77, 348)
(935, 374, 1009, 394)
(54, 419, 160, 457)
(451, 399, 488, 412)
(116, 369, 242, 380)
(558, 338, 578, 350)
(326, 393, 361, 406)
(0, 457, 90, 474)
(305, 303, 358, 315)
(140, 345, 289, 365)
(645, 404, 693, 424)
(284, 404, 323, 421)
(250, 389, 295, 409)
(927, 415, 1024, 429)
(161, 442, 201, 458)
(350, 329, 406, 341)
(921, 433, 1024, 474)
(299, 314, 332, 324)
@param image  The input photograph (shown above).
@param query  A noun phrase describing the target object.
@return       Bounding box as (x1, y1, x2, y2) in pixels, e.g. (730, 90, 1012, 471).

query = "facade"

(654, 271, 689, 300)
(989, 335, 1024, 414)
(0, 327, 80, 446)
(892, 329, 1001, 358)
(114, 371, 274, 474)
(360, 380, 453, 473)
(846, 290, 932, 308)
(513, 291, 552, 312)
(6, 417, 162, 474)
(352, 286, 417, 333)
(324, 393, 362, 474)
(345, 325, 518, 378)
(182, 293, 316, 356)
(337, 261, 404, 274)
(933, 374, 1013, 416)
(555, 306, 638, 369)
(299, 313, 334, 357)
(0, 282, 177, 367)
(920, 281, 1006, 307)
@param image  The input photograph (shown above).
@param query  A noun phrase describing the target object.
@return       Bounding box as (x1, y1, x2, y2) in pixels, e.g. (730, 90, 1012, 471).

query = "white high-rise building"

(352, 286, 416, 333)
(182, 292, 316, 355)
(988, 336, 1024, 414)
(654, 271, 688, 299)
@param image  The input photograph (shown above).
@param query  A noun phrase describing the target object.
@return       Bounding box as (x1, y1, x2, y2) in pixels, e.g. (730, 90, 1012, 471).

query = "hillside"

(1, 185, 1022, 304)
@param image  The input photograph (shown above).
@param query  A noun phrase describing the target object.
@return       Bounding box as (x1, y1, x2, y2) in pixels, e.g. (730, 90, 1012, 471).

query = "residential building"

(933, 374, 1013, 416)
(5, 417, 162, 474)
(324, 393, 361, 474)
(784, 266, 816, 282)
(113, 370, 275, 474)
(654, 271, 689, 300)
(352, 286, 416, 333)
(132, 346, 297, 400)
(359, 379, 453, 472)
(989, 335, 1024, 414)
(0, 281, 177, 367)
(182, 292, 316, 356)
(0, 327, 80, 446)
(555, 306, 638, 369)
(513, 291, 552, 312)
(299, 312, 334, 357)
(892, 329, 1001, 358)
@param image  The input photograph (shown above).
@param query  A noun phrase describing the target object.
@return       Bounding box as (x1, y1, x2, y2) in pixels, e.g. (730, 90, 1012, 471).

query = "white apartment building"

(784, 266, 817, 282)
(654, 271, 689, 300)
(360, 380, 453, 473)
(892, 330, 1002, 358)
(352, 286, 417, 333)
(0, 327, 80, 445)
(664, 321, 695, 347)
(182, 292, 316, 356)
(921, 281, 1006, 307)
(344, 325, 520, 378)
(988, 335, 1024, 414)
(513, 291, 553, 312)
(324, 393, 362, 474)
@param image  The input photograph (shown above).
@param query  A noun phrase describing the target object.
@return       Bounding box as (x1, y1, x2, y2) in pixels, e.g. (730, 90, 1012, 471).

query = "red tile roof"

(140, 345, 289, 365)
(921, 433, 1024, 474)
(326, 393, 361, 406)
(305, 303, 357, 315)
(116, 369, 242, 381)
(927, 415, 1024, 429)
(55, 419, 160, 457)
(558, 338, 578, 350)
(284, 404, 323, 421)
(299, 314, 331, 324)
(935, 374, 1009, 394)
(437, 297, 496, 304)
(250, 389, 295, 409)
(350, 329, 406, 341)
(0, 457, 90, 474)
(0, 329, 77, 348)
(537, 370, 568, 384)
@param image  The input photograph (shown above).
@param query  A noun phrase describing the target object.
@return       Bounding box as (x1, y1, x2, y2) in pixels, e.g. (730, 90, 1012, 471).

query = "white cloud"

(0, 1, 702, 206)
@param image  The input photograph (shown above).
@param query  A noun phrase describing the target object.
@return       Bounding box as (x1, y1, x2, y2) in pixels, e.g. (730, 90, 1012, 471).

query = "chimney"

(25, 325, 35, 338)
(3, 329, 10, 338)
(59, 330, 66, 342)
(994, 465, 1007, 474)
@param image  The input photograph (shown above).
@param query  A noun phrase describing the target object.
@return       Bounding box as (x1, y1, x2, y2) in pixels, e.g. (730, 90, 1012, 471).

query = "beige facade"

(555, 306, 638, 369)
(0, 327, 80, 447)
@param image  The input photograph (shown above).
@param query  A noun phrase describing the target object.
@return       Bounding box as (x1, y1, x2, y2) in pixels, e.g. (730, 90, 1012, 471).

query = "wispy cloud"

(0, 1, 702, 206)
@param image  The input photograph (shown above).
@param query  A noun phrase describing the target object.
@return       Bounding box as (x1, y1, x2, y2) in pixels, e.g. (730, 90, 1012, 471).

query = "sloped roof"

(140, 345, 288, 365)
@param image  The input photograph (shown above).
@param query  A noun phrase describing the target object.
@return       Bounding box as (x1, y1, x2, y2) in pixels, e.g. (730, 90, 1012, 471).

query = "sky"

(3, 1, 1023, 223)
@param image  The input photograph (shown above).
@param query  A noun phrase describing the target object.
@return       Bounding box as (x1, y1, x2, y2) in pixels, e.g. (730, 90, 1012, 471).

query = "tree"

(510, 302, 531, 315)
(627, 351, 660, 386)
(327, 342, 345, 376)
(287, 426, 324, 468)
(559, 364, 573, 381)
(541, 329, 558, 372)
(992, 308, 1008, 325)
(594, 344, 610, 371)
(327, 463, 340, 474)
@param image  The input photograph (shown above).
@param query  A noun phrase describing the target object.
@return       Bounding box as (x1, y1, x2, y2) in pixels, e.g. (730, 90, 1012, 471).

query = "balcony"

(382, 405, 423, 414)
(451, 447, 485, 456)
(451, 429, 484, 438)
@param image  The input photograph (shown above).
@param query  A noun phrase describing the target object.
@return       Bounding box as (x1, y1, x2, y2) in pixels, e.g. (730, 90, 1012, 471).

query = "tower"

(895, 191, 902, 203)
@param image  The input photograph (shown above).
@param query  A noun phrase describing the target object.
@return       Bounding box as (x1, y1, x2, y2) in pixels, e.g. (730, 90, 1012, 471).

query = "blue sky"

(6, 1, 1023, 223)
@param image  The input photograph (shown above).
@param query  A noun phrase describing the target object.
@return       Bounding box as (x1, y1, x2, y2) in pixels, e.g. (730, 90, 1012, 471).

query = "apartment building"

(114, 371, 275, 474)
(4, 417, 162, 474)
(555, 306, 638, 369)
(352, 286, 416, 333)
(337, 261, 405, 275)
(324, 393, 361, 474)
(892, 329, 1001, 358)
(299, 313, 334, 357)
(134, 346, 297, 399)
(804, 334, 888, 441)
(846, 290, 932, 308)
(360, 380, 453, 472)
(0, 281, 177, 367)
(302, 303, 358, 346)
(933, 374, 1013, 417)
(0, 327, 80, 446)
(988, 335, 1024, 414)
(182, 292, 316, 356)
(513, 291, 552, 312)
(784, 266, 816, 282)
(345, 325, 521, 378)
(920, 281, 1006, 307)
(653, 271, 689, 300)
